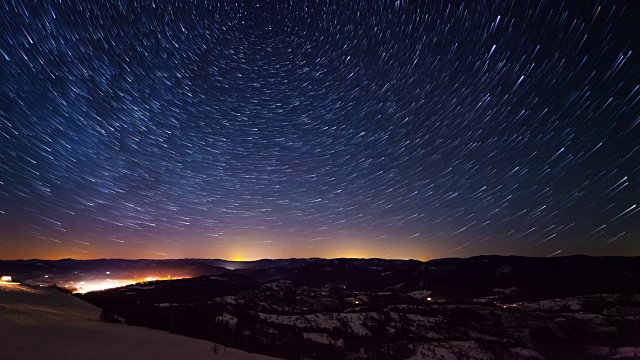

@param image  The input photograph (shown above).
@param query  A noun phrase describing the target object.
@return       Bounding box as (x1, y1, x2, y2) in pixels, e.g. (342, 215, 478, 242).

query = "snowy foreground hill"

(0, 282, 278, 360)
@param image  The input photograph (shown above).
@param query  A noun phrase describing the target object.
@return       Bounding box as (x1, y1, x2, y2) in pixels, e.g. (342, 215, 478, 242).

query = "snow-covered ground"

(408, 290, 433, 299)
(586, 346, 640, 358)
(0, 283, 279, 360)
(217, 312, 239, 327)
(409, 341, 494, 360)
(409, 342, 543, 360)
(257, 311, 375, 335)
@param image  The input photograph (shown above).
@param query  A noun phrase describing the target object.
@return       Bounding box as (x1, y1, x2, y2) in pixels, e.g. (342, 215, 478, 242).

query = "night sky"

(1, 0, 639, 261)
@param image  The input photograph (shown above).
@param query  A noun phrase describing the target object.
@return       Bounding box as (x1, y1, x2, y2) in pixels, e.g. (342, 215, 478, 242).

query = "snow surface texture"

(0, 283, 279, 360)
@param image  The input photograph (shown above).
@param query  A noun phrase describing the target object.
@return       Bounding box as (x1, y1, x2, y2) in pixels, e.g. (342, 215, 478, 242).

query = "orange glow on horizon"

(0, 233, 433, 262)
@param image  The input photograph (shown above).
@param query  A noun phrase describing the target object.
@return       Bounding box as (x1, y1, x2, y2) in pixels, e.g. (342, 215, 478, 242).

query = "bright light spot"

(427, 297, 432, 301)
(1, 276, 12, 282)
(72, 275, 182, 294)
(106, 272, 110, 275)
(73, 279, 136, 294)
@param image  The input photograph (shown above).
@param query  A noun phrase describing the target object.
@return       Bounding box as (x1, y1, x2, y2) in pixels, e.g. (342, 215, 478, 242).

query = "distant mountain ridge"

(3, 255, 639, 302)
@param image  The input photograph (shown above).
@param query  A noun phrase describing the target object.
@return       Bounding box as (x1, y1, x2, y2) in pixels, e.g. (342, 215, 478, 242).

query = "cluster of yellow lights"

(71, 275, 178, 294)
(72, 279, 137, 294)
(498, 303, 522, 309)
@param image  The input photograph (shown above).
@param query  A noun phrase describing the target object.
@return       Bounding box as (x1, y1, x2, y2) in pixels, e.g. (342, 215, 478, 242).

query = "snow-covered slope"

(0, 283, 279, 360)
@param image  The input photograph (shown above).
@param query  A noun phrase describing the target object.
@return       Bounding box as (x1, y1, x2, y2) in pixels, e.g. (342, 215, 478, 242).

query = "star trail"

(0, 0, 639, 260)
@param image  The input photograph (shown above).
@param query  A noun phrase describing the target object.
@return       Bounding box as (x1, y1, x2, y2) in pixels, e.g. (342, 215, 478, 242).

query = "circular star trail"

(0, 0, 639, 260)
